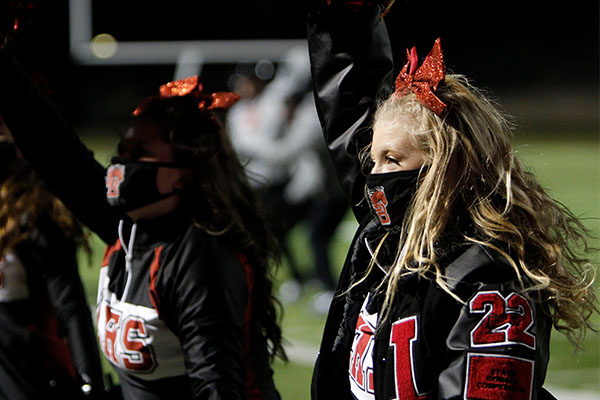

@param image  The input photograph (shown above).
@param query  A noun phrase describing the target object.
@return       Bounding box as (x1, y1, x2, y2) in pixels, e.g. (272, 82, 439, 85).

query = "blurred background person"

(0, 116, 105, 399)
(228, 46, 349, 312)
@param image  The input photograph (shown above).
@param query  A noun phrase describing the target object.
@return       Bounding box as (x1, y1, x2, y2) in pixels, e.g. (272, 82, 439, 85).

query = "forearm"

(0, 48, 119, 243)
(307, 1, 394, 217)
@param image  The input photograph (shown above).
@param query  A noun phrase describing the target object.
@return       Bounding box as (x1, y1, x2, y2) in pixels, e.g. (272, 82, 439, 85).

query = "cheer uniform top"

(308, 2, 555, 399)
(0, 215, 103, 400)
(0, 48, 280, 400)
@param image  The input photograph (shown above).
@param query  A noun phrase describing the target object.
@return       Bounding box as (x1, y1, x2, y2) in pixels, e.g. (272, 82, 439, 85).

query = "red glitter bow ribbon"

(393, 38, 446, 116)
(133, 75, 240, 116)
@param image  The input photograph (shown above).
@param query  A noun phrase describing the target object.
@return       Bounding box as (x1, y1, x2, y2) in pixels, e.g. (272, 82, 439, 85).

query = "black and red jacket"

(0, 215, 104, 400)
(308, 2, 555, 399)
(0, 48, 279, 400)
(94, 212, 278, 400)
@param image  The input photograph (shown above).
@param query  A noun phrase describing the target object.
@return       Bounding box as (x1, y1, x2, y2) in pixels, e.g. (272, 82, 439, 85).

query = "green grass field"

(76, 130, 599, 398)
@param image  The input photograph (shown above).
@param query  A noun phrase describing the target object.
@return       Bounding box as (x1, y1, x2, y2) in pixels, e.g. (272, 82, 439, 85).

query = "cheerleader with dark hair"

(0, 45, 285, 399)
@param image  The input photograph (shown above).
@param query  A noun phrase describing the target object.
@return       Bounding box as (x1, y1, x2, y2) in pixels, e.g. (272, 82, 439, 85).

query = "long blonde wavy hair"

(367, 74, 597, 346)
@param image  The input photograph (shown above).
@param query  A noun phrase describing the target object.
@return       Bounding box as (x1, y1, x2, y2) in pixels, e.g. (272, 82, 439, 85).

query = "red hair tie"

(393, 38, 446, 116)
(133, 75, 240, 116)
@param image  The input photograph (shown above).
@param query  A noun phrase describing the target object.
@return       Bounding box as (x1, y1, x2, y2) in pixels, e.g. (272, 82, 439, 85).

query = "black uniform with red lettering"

(308, 2, 553, 399)
(0, 49, 279, 400)
(0, 215, 103, 400)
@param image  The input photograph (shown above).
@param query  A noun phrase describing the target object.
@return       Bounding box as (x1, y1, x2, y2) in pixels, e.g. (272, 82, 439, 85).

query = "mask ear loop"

(110, 156, 185, 170)
(106, 159, 186, 213)
(152, 187, 182, 203)
(155, 162, 188, 201)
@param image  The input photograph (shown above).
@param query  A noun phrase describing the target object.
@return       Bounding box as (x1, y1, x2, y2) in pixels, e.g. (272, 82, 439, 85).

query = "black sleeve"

(307, 1, 395, 220)
(432, 279, 551, 400)
(159, 234, 249, 400)
(0, 48, 120, 244)
(27, 219, 106, 397)
(436, 246, 552, 399)
(389, 246, 551, 400)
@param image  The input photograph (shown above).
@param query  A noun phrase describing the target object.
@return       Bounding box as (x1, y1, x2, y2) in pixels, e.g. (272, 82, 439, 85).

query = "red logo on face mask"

(369, 188, 391, 225)
(106, 164, 125, 199)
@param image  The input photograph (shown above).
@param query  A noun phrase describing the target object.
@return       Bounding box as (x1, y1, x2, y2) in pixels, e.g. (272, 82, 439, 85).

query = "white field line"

(545, 387, 599, 400)
(285, 340, 600, 400)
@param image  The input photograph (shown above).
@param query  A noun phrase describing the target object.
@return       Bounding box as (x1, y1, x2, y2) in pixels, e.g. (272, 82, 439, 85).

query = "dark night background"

(6, 0, 599, 134)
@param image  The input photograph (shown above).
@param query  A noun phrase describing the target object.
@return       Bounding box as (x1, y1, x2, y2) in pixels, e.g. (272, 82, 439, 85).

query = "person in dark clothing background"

(228, 47, 349, 310)
(0, 46, 286, 398)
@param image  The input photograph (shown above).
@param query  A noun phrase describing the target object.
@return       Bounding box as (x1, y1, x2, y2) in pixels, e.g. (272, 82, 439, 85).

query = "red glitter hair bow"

(393, 38, 446, 116)
(133, 75, 240, 116)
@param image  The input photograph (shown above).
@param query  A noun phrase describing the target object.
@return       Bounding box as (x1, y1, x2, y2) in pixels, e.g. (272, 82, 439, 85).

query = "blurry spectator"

(228, 47, 348, 310)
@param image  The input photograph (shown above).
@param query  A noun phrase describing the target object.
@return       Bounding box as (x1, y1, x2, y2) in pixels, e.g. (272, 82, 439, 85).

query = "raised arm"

(307, 1, 395, 220)
(0, 48, 120, 244)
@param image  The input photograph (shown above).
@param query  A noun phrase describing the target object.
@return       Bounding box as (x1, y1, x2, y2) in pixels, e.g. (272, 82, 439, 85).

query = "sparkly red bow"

(133, 75, 240, 116)
(393, 38, 446, 116)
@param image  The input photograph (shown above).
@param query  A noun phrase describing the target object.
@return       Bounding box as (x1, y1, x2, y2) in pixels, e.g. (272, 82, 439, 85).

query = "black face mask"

(365, 168, 423, 231)
(105, 157, 182, 213)
(0, 141, 18, 182)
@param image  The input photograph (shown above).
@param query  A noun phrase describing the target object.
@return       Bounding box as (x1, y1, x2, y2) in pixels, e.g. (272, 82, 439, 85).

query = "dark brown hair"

(132, 95, 286, 361)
